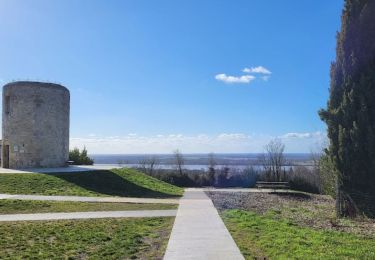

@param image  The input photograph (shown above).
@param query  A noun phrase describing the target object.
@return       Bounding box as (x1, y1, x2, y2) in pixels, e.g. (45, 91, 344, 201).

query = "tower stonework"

(2, 81, 70, 168)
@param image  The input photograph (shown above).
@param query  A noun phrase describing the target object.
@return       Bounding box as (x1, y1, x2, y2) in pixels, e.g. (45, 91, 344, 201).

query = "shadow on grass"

(42, 170, 179, 198)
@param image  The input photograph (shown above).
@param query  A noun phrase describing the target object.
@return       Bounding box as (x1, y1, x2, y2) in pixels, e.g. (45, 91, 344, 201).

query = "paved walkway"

(0, 209, 177, 222)
(164, 189, 244, 260)
(0, 164, 124, 174)
(0, 194, 179, 204)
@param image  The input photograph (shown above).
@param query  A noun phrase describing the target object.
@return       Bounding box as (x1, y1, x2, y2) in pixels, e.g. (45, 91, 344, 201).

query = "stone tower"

(2, 81, 70, 168)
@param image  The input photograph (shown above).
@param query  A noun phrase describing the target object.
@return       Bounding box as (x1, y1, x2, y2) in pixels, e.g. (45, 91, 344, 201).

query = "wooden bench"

(255, 181, 290, 190)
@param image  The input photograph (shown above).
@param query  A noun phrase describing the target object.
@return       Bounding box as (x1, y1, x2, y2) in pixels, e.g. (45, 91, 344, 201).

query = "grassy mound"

(0, 199, 177, 214)
(0, 217, 173, 259)
(222, 210, 375, 259)
(0, 168, 183, 198)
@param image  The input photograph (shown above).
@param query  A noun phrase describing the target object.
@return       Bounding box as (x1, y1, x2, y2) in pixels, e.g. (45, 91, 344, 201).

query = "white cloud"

(215, 66, 271, 84)
(243, 66, 272, 75)
(280, 131, 323, 139)
(70, 131, 327, 154)
(217, 133, 248, 140)
(215, 73, 255, 84)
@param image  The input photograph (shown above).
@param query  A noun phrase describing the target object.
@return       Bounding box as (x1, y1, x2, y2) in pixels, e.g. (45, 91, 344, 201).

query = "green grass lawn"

(0, 168, 183, 198)
(0, 199, 177, 214)
(222, 210, 375, 259)
(0, 217, 173, 259)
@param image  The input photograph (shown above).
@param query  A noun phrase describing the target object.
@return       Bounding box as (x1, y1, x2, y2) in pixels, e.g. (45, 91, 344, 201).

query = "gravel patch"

(207, 191, 375, 238)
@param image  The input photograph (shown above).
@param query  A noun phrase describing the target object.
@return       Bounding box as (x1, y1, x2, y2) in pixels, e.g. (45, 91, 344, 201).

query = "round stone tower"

(2, 81, 70, 168)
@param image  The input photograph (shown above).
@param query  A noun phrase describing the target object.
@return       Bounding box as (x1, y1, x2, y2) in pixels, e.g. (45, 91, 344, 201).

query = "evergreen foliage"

(319, 0, 375, 217)
(69, 147, 94, 165)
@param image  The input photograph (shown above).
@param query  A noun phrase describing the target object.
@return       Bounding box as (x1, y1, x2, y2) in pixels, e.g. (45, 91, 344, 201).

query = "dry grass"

(208, 191, 375, 238)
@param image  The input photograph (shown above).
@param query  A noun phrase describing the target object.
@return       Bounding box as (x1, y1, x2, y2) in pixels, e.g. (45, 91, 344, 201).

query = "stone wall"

(2, 81, 70, 168)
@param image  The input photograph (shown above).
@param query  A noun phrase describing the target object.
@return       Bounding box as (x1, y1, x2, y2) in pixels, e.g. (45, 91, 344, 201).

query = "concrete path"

(0, 194, 179, 204)
(0, 164, 124, 174)
(164, 189, 244, 260)
(0, 209, 177, 222)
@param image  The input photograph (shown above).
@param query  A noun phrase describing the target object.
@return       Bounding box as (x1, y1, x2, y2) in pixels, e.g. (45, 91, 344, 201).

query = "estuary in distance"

(90, 153, 314, 171)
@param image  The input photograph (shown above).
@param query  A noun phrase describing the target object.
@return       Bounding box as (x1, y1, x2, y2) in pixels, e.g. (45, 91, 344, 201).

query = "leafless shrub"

(139, 156, 160, 175)
(173, 149, 184, 175)
(260, 138, 286, 181)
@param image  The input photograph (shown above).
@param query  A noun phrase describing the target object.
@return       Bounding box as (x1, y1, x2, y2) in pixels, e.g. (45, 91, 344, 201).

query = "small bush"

(287, 166, 320, 194)
(69, 147, 94, 165)
(318, 153, 337, 198)
(256, 165, 321, 194)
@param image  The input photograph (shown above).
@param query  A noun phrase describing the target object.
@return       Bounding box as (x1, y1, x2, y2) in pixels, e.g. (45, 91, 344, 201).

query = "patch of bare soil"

(207, 191, 375, 238)
(138, 228, 171, 260)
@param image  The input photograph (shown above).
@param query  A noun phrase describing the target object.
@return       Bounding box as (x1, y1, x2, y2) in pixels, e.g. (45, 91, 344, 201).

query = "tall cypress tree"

(319, 0, 375, 217)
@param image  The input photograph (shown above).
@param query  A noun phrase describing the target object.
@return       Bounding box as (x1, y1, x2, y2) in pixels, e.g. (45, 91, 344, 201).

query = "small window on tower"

(5, 96, 10, 115)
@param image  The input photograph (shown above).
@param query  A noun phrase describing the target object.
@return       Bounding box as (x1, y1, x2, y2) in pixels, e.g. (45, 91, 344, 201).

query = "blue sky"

(0, 0, 343, 153)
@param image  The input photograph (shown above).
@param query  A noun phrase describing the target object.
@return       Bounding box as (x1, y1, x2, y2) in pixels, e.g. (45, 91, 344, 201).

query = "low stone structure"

(2, 81, 70, 168)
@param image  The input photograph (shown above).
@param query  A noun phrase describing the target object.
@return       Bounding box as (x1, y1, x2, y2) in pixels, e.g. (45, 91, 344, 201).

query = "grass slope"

(0, 199, 177, 214)
(223, 210, 375, 259)
(0, 217, 173, 259)
(0, 168, 183, 198)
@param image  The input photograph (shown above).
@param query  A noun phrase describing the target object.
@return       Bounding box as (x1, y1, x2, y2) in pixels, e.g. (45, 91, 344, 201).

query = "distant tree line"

(136, 150, 257, 188)
(134, 142, 338, 194)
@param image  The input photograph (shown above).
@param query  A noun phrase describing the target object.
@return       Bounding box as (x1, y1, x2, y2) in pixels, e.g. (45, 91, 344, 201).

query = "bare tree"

(259, 153, 272, 181)
(173, 149, 184, 175)
(138, 158, 147, 172)
(147, 155, 159, 175)
(139, 155, 159, 175)
(208, 152, 217, 172)
(117, 159, 128, 167)
(207, 152, 217, 186)
(261, 138, 285, 181)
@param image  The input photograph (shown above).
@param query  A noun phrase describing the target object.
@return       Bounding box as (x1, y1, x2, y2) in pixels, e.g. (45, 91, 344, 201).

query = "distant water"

(90, 153, 314, 170)
(94, 163, 313, 171)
